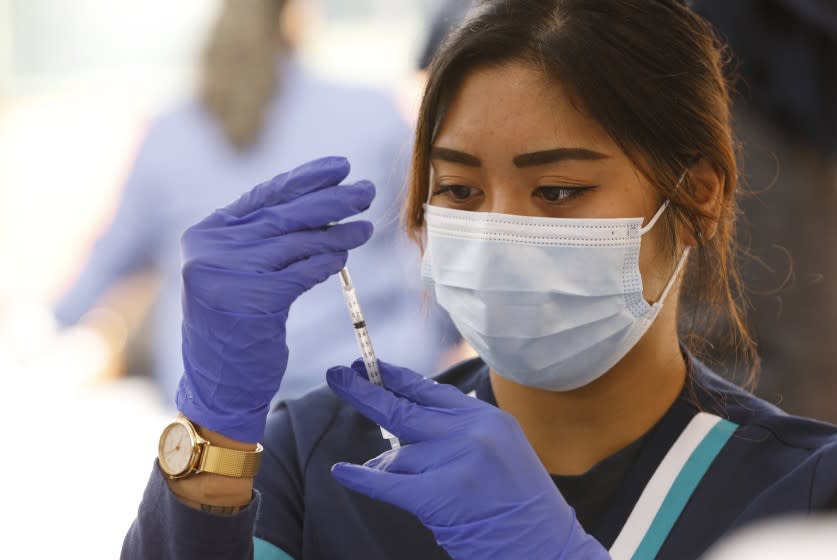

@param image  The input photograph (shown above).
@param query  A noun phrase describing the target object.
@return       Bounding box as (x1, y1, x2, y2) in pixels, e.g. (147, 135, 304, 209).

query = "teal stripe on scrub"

(254, 537, 295, 560)
(632, 419, 738, 559)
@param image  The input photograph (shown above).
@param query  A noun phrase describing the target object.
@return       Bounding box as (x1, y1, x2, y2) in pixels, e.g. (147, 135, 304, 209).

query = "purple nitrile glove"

(176, 156, 375, 443)
(326, 360, 611, 560)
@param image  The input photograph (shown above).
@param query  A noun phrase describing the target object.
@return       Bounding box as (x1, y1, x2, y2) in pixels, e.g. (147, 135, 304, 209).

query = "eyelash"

(432, 185, 480, 201)
(432, 184, 595, 204)
(534, 186, 595, 203)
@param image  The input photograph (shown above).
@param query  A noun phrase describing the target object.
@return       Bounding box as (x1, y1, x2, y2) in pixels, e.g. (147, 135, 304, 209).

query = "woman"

(123, 1, 837, 559)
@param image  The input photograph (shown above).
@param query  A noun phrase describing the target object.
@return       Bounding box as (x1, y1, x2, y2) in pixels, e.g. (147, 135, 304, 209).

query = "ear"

(682, 158, 724, 246)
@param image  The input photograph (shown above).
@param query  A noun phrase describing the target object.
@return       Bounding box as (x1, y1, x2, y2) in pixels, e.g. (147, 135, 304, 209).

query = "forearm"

(122, 458, 260, 560)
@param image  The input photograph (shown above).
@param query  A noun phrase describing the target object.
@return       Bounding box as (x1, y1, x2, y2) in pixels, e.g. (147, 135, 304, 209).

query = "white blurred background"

(0, 0, 444, 556)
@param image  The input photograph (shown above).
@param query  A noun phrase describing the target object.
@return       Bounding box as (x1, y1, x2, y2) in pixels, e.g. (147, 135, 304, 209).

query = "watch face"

(159, 421, 194, 476)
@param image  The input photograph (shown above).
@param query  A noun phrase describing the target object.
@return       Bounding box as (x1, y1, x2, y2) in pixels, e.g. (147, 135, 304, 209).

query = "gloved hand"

(176, 157, 375, 443)
(327, 361, 611, 560)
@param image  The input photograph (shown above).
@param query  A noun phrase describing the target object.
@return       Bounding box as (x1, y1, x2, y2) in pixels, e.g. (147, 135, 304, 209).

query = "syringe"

(338, 267, 401, 450)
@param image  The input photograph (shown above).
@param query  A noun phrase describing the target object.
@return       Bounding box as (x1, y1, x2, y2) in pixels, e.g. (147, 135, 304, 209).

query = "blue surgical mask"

(421, 199, 689, 391)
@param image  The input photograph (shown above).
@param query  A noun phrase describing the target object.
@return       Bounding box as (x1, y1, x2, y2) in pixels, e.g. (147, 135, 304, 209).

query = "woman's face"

(429, 61, 679, 302)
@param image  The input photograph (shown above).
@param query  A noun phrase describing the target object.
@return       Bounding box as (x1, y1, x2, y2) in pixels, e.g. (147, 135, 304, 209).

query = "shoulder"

(129, 99, 221, 171)
(288, 63, 409, 135)
(295, 67, 397, 112)
(146, 99, 215, 139)
(686, 359, 837, 510)
(688, 359, 837, 452)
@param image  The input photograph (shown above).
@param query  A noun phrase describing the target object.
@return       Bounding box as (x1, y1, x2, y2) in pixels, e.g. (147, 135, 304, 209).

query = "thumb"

(331, 462, 411, 509)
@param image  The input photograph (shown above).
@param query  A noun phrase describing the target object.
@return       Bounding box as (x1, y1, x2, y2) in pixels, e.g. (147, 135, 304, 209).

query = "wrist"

(176, 377, 270, 443)
(165, 424, 255, 512)
(161, 414, 261, 514)
(191, 420, 259, 452)
(167, 469, 254, 511)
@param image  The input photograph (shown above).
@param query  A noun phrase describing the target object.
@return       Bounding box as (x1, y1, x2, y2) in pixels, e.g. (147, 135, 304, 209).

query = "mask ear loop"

(642, 168, 691, 305)
(654, 246, 690, 307)
(638, 169, 689, 235)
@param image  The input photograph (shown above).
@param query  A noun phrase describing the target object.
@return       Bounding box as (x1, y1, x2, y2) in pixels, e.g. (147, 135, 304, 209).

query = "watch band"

(199, 442, 263, 478)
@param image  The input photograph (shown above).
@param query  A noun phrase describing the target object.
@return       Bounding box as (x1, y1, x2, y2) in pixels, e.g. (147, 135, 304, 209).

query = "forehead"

(434, 61, 616, 153)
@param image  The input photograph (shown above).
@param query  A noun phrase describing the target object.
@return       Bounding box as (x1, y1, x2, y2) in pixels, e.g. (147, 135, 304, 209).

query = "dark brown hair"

(405, 0, 758, 384)
(200, 0, 289, 151)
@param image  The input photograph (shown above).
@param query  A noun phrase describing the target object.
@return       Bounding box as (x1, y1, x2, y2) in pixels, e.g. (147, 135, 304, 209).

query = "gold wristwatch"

(158, 415, 263, 479)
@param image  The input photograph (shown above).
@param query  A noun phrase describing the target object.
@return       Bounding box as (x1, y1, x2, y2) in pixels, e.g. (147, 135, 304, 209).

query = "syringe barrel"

(337, 266, 400, 449)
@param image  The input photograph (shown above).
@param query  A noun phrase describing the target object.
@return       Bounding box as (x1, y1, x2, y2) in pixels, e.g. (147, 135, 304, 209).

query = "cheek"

(638, 225, 677, 303)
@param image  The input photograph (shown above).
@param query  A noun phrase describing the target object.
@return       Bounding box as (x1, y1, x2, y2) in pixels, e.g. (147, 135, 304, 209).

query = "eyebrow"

(430, 146, 609, 168)
(430, 147, 482, 167)
(513, 148, 609, 167)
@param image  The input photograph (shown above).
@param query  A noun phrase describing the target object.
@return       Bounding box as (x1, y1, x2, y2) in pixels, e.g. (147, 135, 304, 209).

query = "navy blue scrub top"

(122, 357, 837, 559)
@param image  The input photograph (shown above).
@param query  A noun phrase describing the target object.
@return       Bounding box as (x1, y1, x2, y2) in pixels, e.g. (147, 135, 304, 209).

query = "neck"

(490, 320, 686, 476)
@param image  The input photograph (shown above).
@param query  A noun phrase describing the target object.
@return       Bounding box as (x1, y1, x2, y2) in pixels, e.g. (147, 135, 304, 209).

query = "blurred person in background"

(53, 0, 458, 402)
(416, 0, 473, 77)
(691, 0, 837, 423)
(398, 1, 473, 128)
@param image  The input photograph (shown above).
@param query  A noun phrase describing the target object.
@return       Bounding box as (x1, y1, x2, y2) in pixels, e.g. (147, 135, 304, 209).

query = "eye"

(534, 185, 594, 203)
(432, 184, 481, 202)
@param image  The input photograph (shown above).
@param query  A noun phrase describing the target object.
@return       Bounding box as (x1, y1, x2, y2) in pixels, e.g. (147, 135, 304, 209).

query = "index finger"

(224, 156, 350, 217)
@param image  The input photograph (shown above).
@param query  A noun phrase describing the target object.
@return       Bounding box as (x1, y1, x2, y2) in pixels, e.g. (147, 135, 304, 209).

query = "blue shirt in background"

(55, 59, 458, 402)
